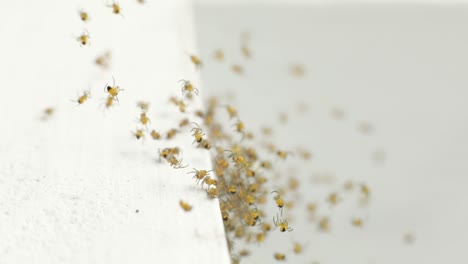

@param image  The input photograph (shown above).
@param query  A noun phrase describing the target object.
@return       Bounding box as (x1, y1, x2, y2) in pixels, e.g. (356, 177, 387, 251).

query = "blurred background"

(193, 3, 468, 264)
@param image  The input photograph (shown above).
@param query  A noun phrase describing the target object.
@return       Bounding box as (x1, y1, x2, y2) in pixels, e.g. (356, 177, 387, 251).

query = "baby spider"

(158, 148, 168, 159)
(231, 64, 243, 74)
(274, 253, 286, 261)
(150, 130, 161, 140)
(245, 194, 256, 205)
(191, 122, 205, 144)
(221, 210, 229, 221)
(158, 147, 174, 160)
(239, 249, 250, 257)
(179, 118, 189, 128)
(261, 161, 272, 169)
(235, 225, 245, 238)
(360, 183, 371, 198)
(307, 202, 317, 214)
(331, 107, 345, 120)
(104, 77, 123, 101)
(244, 131, 254, 140)
(273, 214, 293, 232)
(240, 32, 251, 58)
(249, 208, 260, 221)
(194, 110, 204, 118)
(137, 101, 150, 112)
(262, 223, 272, 232)
(108, 1, 123, 16)
(226, 151, 247, 168)
(234, 120, 245, 136)
(79, 10, 89, 22)
(207, 186, 218, 198)
(271, 190, 284, 212)
(76, 29, 90, 46)
(133, 128, 144, 140)
(168, 147, 180, 156)
(178, 101, 186, 112)
(327, 192, 340, 206)
(358, 121, 373, 134)
(288, 177, 299, 190)
(276, 150, 292, 160)
(242, 213, 257, 227)
(201, 176, 217, 187)
(139, 112, 150, 126)
(293, 242, 303, 254)
(188, 168, 210, 184)
(166, 128, 178, 139)
(169, 96, 186, 112)
(44, 107, 54, 115)
(104, 95, 115, 109)
(228, 185, 237, 194)
(199, 139, 211, 150)
(74, 90, 91, 105)
(319, 217, 330, 232)
(249, 183, 259, 193)
(225, 105, 238, 119)
(179, 79, 199, 96)
(351, 217, 364, 228)
(255, 232, 265, 243)
(246, 169, 256, 177)
(290, 64, 305, 78)
(189, 54, 203, 69)
(261, 126, 273, 137)
(214, 49, 224, 62)
(41, 107, 55, 120)
(241, 44, 251, 59)
(285, 201, 295, 209)
(95, 51, 112, 69)
(344, 181, 354, 191)
(297, 148, 312, 160)
(168, 157, 188, 169)
(179, 200, 192, 212)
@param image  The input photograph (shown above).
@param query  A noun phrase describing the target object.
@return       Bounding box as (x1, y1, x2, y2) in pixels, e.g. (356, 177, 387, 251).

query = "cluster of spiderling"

(193, 34, 384, 263)
(199, 99, 307, 262)
(202, 100, 377, 262)
(63, 5, 387, 261)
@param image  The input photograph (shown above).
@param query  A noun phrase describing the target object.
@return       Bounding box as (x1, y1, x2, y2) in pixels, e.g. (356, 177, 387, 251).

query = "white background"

(194, 3, 468, 264)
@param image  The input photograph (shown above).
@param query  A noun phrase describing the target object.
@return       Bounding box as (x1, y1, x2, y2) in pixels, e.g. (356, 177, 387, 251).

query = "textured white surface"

(0, 1, 229, 264)
(194, 4, 468, 264)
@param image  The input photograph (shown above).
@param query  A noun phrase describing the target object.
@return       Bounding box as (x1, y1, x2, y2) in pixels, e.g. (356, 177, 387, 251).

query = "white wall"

(0, 1, 230, 263)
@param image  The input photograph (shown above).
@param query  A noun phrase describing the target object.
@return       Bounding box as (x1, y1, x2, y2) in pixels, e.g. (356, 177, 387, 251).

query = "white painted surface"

(0, 1, 229, 263)
(194, 4, 468, 264)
